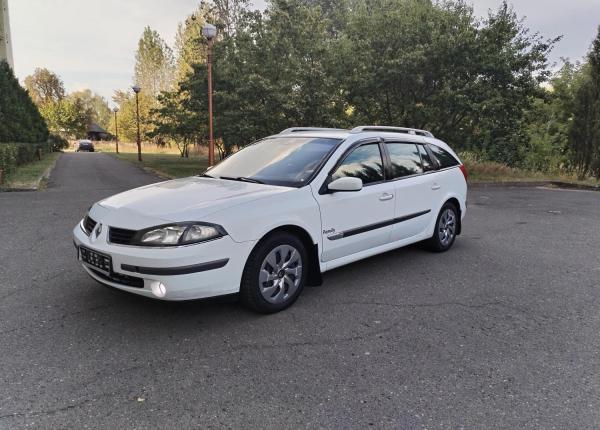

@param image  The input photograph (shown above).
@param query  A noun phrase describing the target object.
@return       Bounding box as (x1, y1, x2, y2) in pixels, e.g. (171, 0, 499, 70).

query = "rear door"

(313, 140, 396, 262)
(385, 141, 437, 242)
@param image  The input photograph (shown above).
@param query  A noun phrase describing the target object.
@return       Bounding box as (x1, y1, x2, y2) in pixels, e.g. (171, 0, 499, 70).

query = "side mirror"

(327, 177, 363, 192)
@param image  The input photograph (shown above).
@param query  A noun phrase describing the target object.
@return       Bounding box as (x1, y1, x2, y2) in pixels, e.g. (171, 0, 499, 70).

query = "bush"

(48, 134, 69, 151)
(0, 143, 45, 176)
(0, 144, 18, 176)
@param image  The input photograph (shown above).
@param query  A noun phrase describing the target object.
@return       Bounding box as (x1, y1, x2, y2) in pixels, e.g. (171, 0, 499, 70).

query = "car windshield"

(206, 137, 342, 187)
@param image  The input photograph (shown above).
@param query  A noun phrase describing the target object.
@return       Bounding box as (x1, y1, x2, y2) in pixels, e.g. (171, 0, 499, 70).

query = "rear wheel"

(426, 202, 458, 252)
(240, 232, 307, 313)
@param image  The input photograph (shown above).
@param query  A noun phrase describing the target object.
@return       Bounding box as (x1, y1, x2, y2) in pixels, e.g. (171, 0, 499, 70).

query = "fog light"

(150, 281, 167, 298)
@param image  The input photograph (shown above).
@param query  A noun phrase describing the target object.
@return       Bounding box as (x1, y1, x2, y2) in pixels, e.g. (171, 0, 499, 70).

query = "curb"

(470, 180, 600, 192)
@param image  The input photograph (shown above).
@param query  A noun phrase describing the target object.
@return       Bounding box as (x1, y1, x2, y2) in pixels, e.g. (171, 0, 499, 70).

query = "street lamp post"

(132, 85, 142, 162)
(202, 23, 217, 167)
(113, 106, 119, 154)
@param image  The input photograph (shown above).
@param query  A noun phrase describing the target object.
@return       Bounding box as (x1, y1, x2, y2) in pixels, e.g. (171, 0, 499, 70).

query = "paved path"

(1, 152, 600, 428)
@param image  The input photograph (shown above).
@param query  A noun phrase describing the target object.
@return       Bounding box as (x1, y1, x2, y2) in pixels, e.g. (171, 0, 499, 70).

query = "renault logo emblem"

(95, 223, 102, 238)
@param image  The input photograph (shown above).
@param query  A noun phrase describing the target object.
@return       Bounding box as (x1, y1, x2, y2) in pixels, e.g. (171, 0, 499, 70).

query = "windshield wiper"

(199, 173, 215, 178)
(219, 176, 264, 184)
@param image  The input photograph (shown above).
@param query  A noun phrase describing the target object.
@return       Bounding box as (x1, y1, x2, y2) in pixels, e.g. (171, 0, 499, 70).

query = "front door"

(312, 142, 396, 262)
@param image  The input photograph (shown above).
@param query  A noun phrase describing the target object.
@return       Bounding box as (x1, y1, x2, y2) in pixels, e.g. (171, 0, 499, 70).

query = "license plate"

(80, 246, 112, 275)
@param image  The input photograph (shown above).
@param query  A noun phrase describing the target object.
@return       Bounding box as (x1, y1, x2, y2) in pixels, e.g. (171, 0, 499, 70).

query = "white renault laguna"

(73, 126, 467, 313)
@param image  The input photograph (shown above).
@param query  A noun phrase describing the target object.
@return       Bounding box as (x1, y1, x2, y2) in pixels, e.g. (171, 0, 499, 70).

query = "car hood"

(94, 176, 290, 229)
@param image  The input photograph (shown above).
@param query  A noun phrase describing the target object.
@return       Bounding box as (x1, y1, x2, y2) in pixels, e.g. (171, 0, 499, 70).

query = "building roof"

(87, 122, 107, 134)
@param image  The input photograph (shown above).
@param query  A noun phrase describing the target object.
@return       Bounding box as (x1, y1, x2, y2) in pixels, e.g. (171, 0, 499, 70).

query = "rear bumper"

(73, 222, 256, 300)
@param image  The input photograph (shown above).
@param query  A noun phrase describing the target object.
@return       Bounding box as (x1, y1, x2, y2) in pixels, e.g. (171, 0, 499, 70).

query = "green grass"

(110, 153, 208, 179)
(2, 152, 61, 190)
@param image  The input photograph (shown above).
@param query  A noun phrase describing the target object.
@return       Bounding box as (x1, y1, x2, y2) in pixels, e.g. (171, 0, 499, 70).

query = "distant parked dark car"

(77, 140, 95, 152)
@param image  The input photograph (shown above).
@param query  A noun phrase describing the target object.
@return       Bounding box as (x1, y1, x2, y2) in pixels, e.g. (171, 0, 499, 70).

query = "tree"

(523, 61, 581, 172)
(134, 26, 175, 98)
(23, 68, 65, 105)
(39, 97, 88, 139)
(0, 61, 48, 143)
(149, 90, 203, 157)
(111, 89, 155, 143)
(174, 4, 213, 82)
(569, 26, 600, 178)
(68, 89, 112, 130)
(332, 0, 557, 165)
(181, 0, 347, 155)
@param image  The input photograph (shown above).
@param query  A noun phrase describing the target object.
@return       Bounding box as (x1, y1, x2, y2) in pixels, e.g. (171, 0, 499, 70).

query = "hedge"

(0, 143, 47, 176)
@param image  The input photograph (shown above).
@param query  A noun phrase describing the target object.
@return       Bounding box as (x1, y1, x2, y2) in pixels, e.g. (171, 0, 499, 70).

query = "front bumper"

(73, 222, 255, 300)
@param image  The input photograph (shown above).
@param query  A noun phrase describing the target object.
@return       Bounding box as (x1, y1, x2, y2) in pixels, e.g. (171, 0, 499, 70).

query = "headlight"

(138, 222, 226, 246)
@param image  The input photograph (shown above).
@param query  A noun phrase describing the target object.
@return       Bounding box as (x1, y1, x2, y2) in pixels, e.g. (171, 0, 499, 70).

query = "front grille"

(89, 268, 144, 288)
(83, 215, 97, 235)
(109, 227, 137, 245)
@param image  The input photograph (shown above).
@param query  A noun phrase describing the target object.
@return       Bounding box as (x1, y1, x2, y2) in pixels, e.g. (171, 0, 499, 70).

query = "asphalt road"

(1, 152, 600, 429)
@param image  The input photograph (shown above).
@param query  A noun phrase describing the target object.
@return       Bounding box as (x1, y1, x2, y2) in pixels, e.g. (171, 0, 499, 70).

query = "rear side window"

(386, 143, 423, 178)
(332, 143, 384, 184)
(429, 144, 459, 169)
(418, 145, 435, 172)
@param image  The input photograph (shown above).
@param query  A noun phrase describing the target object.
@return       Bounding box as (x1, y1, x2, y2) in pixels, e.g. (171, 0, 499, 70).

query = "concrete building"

(0, 0, 13, 69)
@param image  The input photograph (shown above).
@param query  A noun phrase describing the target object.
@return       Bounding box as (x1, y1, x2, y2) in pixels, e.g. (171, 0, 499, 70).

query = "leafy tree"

(332, 0, 556, 165)
(149, 90, 204, 157)
(69, 89, 112, 130)
(569, 26, 600, 178)
(39, 97, 89, 139)
(134, 26, 176, 98)
(111, 89, 155, 143)
(23, 68, 65, 105)
(181, 0, 347, 155)
(523, 61, 581, 172)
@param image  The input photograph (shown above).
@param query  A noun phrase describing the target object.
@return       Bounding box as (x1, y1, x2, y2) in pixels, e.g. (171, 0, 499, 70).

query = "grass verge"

(109, 152, 208, 179)
(465, 160, 600, 188)
(2, 152, 61, 190)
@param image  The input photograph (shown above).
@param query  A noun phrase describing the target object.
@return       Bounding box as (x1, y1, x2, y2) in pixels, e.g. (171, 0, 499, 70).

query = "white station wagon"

(74, 126, 467, 313)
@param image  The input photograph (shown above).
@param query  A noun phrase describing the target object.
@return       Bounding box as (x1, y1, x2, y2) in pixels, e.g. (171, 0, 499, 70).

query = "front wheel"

(240, 232, 307, 313)
(426, 202, 459, 252)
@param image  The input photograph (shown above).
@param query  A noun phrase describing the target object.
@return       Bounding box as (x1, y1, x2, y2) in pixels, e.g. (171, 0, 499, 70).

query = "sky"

(7, 0, 600, 104)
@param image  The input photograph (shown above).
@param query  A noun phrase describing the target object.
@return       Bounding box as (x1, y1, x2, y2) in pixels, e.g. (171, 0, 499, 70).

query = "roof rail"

(350, 126, 434, 138)
(279, 127, 349, 134)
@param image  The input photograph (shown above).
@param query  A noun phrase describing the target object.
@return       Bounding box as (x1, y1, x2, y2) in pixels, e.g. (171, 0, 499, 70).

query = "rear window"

(428, 144, 459, 169)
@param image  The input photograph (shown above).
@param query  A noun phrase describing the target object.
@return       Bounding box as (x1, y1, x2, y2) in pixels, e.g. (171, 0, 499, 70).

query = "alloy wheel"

(259, 245, 303, 304)
(438, 208, 456, 247)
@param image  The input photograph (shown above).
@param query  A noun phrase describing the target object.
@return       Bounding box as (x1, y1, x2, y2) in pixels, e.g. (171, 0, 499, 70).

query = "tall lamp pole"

(202, 23, 217, 167)
(113, 106, 119, 154)
(132, 85, 142, 162)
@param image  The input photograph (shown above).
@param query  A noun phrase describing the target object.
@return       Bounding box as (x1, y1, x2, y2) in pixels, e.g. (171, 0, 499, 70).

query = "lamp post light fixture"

(132, 85, 142, 162)
(202, 23, 217, 167)
(113, 106, 119, 154)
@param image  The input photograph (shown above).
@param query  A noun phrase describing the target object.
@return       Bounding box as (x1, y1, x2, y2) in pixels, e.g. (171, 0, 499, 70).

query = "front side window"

(386, 143, 423, 178)
(207, 137, 342, 187)
(429, 144, 459, 169)
(332, 143, 384, 184)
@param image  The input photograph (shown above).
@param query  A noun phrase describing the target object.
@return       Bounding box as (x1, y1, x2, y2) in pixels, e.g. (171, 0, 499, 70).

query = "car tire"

(426, 202, 459, 252)
(240, 232, 308, 313)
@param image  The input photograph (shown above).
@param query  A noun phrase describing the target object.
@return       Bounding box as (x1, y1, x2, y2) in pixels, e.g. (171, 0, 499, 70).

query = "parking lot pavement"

(1, 152, 600, 429)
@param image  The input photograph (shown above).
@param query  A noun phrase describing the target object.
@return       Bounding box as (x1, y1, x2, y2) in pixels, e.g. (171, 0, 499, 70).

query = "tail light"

(459, 164, 468, 181)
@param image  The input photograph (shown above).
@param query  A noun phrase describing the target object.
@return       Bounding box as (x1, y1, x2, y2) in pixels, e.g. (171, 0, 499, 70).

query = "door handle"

(379, 193, 394, 201)
(431, 183, 441, 190)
